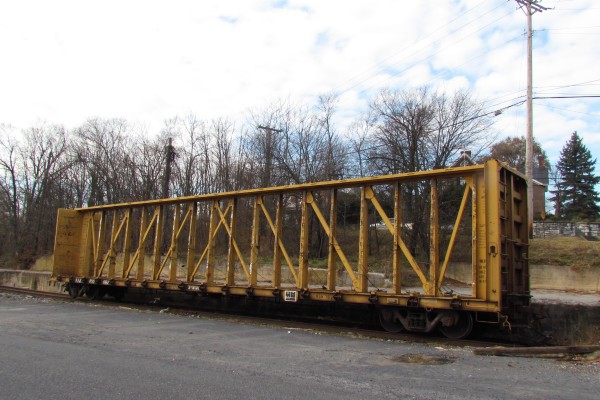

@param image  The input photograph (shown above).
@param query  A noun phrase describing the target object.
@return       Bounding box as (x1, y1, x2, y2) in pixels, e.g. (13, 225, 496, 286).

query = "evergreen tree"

(550, 131, 600, 220)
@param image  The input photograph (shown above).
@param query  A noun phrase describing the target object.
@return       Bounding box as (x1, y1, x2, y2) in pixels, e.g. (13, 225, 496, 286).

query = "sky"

(0, 0, 599, 167)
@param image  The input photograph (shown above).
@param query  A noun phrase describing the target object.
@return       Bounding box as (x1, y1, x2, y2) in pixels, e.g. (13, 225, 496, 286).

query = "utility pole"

(515, 0, 548, 237)
(257, 125, 283, 249)
(257, 126, 283, 188)
(161, 137, 176, 251)
(162, 137, 175, 199)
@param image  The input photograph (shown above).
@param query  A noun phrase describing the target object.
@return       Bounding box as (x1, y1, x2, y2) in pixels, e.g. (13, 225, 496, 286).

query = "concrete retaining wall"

(0, 269, 62, 293)
(531, 264, 600, 293)
(445, 263, 600, 293)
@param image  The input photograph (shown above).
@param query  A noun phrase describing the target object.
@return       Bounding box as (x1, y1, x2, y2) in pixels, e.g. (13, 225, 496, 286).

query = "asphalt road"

(0, 292, 598, 400)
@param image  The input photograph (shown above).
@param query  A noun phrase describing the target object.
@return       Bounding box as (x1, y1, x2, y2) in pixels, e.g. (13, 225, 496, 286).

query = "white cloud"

(0, 0, 598, 164)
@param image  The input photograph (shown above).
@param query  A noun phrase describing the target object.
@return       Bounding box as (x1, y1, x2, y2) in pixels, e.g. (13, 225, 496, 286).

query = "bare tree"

(347, 112, 376, 178)
(367, 87, 495, 257)
(0, 123, 71, 263)
(0, 125, 21, 258)
(129, 133, 164, 201)
(316, 93, 347, 180)
(170, 114, 215, 196)
(211, 118, 236, 192)
(74, 118, 134, 205)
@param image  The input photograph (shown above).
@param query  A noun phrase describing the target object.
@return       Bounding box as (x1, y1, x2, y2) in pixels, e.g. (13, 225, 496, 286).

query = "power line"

(534, 78, 600, 92)
(533, 95, 600, 99)
(332, 1, 512, 98)
(539, 25, 600, 30)
(345, 8, 517, 101)
(535, 103, 600, 117)
(330, 0, 498, 94)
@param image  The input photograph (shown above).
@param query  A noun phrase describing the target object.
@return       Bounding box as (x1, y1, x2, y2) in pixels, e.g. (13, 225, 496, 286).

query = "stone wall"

(533, 221, 600, 238)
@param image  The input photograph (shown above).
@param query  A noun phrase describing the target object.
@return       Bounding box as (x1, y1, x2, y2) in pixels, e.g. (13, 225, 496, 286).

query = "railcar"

(51, 160, 531, 340)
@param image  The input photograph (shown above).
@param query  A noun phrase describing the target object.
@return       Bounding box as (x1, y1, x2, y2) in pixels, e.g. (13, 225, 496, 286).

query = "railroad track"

(0, 285, 502, 348)
(0, 285, 70, 299)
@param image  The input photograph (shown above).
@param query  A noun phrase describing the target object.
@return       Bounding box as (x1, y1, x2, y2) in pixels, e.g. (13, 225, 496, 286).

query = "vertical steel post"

(392, 182, 402, 294)
(84, 214, 96, 276)
(475, 174, 488, 300)
(94, 211, 107, 277)
(249, 197, 261, 286)
(169, 204, 180, 282)
(226, 199, 238, 286)
(327, 189, 337, 290)
(186, 202, 197, 281)
(272, 194, 283, 288)
(429, 179, 439, 296)
(298, 191, 310, 289)
(357, 187, 369, 293)
(205, 201, 218, 283)
(108, 210, 119, 278)
(153, 205, 164, 280)
(137, 208, 147, 281)
(121, 209, 132, 279)
(484, 161, 500, 303)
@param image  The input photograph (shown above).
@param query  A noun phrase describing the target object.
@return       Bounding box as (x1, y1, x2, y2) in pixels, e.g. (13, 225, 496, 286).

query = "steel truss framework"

(53, 160, 529, 316)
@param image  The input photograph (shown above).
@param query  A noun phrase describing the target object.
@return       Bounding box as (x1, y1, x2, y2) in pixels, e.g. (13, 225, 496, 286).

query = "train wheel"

(67, 284, 81, 299)
(439, 311, 473, 340)
(379, 308, 406, 333)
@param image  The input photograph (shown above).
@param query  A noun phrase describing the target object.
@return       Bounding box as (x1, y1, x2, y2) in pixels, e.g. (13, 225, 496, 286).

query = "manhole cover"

(391, 354, 456, 365)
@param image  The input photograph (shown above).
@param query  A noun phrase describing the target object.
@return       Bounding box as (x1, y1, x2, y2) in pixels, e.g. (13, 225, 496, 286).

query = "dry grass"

(529, 237, 600, 268)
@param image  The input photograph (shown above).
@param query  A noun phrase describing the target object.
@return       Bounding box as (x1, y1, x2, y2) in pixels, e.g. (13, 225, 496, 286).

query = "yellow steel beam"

(136, 207, 149, 280)
(216, 199, 250, 284)
(392, 182, 401, 294)
(366, 186, 429, 291)
(128, 207, 159, 279)
(205, 201, 220, 283)
(96, 210, 128, 278)
(90, 214, 97, 266)
(225, 199, 237, 285)
(81, 213, 96, 276)
(272, 194, 284, 288)
(155, 203, 194, 281)
(429, 179, 439, 296)
(326, 189, 337, 291)
(437, 178, 472, 292)
(76, 164, 486, 212)
(484, 160, 501, 304)
(121, 209, 133, 279)
(258, 195, 298, 286)
(152, 205, 165, 280)
(108, 210, 120, 278)
(94, 211, 107, 277)
(475, 173, 487, 300)
(357, 187, 369, 293)
(249, 197, 261, 286)
(306, 191, 358, 289)
(186, 202, 197, 282)
(169, 204, 181, 282)
(298, 191, 310, 289)
(190, 201, 230, 282)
